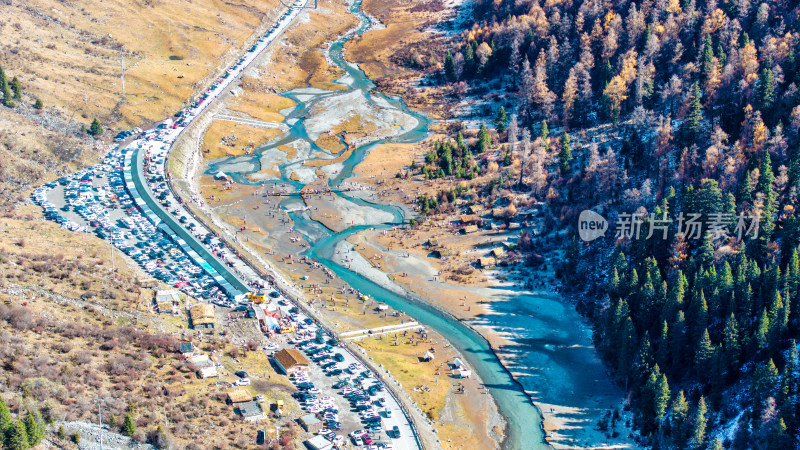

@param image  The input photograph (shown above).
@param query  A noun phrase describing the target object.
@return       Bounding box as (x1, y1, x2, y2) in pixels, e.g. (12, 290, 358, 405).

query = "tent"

(421, 351, 435, 361)
(452, 358, 464, 368)
(214, 171, 229, 180)
(454, 368, 472, 378)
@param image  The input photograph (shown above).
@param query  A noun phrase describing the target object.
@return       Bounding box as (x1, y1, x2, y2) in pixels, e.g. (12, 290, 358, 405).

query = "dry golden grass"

(0, 109, 104, 209)
(229, 84, 296, 123)
(277, 144, 298, 159)
(350, 142, 420, 181)
(198, 174, 260, 203)
(0, 0, 281, 128)
(344, 0, 442, 80)
(355, 335, 453, 420)
(312, 113, 379, 153)
(202, 120, 281, 159)
(315, 132, 348, 153)
(0, 208, 293, 448)
(254, 0, 358, 91)
(223, 214, 266, 235)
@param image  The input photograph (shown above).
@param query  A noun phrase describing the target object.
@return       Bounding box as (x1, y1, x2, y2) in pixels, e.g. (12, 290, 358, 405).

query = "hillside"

(0, 0, 300, 447)
(344, 0, 800, 447)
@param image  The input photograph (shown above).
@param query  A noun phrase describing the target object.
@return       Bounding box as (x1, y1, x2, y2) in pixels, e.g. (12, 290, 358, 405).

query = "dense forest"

(413, 0, 800, 447)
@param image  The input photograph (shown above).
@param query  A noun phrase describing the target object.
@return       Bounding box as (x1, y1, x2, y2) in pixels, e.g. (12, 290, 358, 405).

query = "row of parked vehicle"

(34, 148, 230, 304)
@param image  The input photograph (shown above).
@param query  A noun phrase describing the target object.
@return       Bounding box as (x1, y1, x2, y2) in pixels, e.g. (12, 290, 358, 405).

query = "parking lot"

(274, 300, 416, 450)
(32, 0, 423, 448)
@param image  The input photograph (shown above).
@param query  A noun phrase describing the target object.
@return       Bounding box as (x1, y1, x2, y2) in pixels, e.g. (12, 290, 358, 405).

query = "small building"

(190, 303, 216, 329)
(273, 348, 310, 375)
(179, 342, 194, 357)
(155, 290, 181, 315)
(304, 435, 333, 450)
(196, 365, 218, 379)
(460, 214, 480, 225)
(237, 400, 264, 422)
(468, 205, 485, 215)
(139, 278, 159, 288)
(491, 248, 505, 258)
(299, 413, 323, 433)
(461, 225, 479, 234)
(226, 389, 253, 404)
(478, 257, 497, 269)
(254, 306, 280, 333)
(188, 354, 217, 378)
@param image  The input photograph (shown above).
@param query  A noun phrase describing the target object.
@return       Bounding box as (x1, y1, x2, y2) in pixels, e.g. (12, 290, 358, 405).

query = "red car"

(361, 434, 373, 445)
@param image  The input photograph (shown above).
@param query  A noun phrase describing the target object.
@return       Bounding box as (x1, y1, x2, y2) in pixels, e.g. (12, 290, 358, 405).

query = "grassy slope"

(1, 0, 280, 127)
(0, 0, 315, 446)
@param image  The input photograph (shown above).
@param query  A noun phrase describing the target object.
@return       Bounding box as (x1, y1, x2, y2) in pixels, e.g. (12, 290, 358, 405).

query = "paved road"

(117, 3, 425, 449)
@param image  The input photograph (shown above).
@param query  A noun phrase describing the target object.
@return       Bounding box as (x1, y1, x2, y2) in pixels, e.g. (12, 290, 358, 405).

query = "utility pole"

(120, 51, 127, 100)
(95, 399, 103, 450)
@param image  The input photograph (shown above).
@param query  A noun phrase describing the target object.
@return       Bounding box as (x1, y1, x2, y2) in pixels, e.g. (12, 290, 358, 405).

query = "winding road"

(119, 2, 427, 449)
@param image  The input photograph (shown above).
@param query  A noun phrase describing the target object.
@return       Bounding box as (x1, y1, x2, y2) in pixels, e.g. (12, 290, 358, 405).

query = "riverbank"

(165, 0, 509, 447)
(344, 225, 636, 449)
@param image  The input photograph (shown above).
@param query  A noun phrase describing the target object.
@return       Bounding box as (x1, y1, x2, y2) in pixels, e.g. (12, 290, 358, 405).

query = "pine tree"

(476, 124, 491, 153)
(752, 358, 779, 414)
(701, 35, 714, 77)
(657, 320, 670, 370)
(769, 418, 790, 450)
(0, 395, 11, 433)
(10, 77, 21, 101)
(779, 341, 799, 427)
(494, 106, 508, 132)
(739, 169, 754, 204)
(88, 118, 103, 137)
(689, 396, 707, 449)
(670, 390, 689, 443)
(23, 411, 44, 447)
(540, 120, 549, 152)
(608, 268, 621, 298)
(654, 372, 670, 422)
(754, 308, 770, 354)
(33, 98, 43, 110)
(0, 65, 11, 107)
(722, 313, 740, 377)
(694, 328, 714, 376)
(0, 65, 6, 94)
(756, 66, 777, 114)
(122, 412, 136, 437)
(559, 132, 572, 176)
(5, 419, 29, 450)
(710, 438, 724, 450)
(688, 291, 708, 341)
(684, 82, 703, 143)
(670, 311, 688, 371)
(444, 50, 456, 82)
(710, 347, 725, 407)
(757, 151, 777, 242)
(463, 43, 475, 78)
